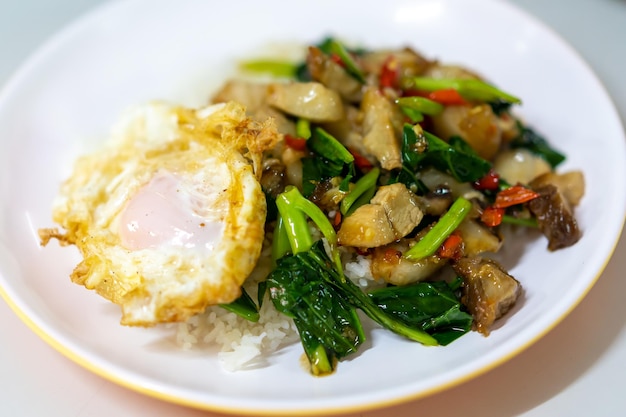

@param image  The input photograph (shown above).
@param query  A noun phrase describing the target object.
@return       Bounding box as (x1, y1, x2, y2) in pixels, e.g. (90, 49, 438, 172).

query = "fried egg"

(40, 101, 280, 326)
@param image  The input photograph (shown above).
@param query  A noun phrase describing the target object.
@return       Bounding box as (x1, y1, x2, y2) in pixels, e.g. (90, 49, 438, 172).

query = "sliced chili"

(493, 185, 540, 208)
(481, 206, 505, 227)
(330, 53, 345, 68)
(285, 134, 308, 151)
(473, 169, 500, 191)
(379, 56, 399, 89)
(333, 211, 342, 227)
(438, 233, 463, 259)
(405, 197, 472, 261)
(349, 148, 373, 171)
(428, 88, 468, 106)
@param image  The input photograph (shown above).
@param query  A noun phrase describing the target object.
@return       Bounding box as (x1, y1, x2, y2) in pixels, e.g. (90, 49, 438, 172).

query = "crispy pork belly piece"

(306, 46, 363, 102)
(430, 104, 502, 160)
(370, 239, 446, 286)
(452, 256, 522, 336)
(267, 81, 344, 122)
(527, 183, 581, 251)
(359, 47, 431, 81)
(370, 183, 424, 238)
(360, 87, 403, 170)
(455, 219, 502, 256)
(337, 204, 396, 248)
(530, 171, 585, 207)
(338, 184, 424, 248)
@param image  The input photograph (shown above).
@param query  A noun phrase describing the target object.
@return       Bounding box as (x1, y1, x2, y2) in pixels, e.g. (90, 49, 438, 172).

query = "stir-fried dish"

(40, 37, 585, 376)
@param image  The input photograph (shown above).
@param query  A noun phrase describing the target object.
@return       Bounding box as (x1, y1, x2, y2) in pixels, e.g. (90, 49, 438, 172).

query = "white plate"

(1, 0, 625, 414)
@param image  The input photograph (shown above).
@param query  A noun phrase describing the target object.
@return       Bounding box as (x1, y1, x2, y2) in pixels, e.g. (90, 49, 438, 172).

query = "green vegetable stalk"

(327, 39, 366, 83)
(404, 197, 473, 261)
(396, 96, 445, 114)
(405, 77, 521, 104)
(340, 167, 380, 215)
(238, 60, 298, 78)
(268, 187, 445, 374)
(301, 127, 355, 197)
(219, 288, 260, 322)
(296, 118, 312, 140)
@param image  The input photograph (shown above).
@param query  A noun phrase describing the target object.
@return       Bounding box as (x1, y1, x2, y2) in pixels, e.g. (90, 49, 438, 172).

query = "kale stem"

(276, 191, 313, 254)
(502, 215, 539, 228)
(238, 59, 297, 78)
(407, 77, 521, 104)
(328, 40, 365, 83)
(274, 186, 344, 276)
(296, 118, 312, 139)
(271, 215, 291, 264)
(405, 197, 472, 261)
(395, 96, 444, 115)
(340, 167, 380, 215)
(309, 344, 333, 375)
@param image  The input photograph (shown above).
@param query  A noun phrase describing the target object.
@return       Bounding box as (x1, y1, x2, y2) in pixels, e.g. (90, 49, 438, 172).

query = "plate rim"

(1, 0, 625, 414)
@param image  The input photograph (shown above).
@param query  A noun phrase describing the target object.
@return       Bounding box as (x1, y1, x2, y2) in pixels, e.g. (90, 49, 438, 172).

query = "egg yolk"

(119, 170, 224, 252)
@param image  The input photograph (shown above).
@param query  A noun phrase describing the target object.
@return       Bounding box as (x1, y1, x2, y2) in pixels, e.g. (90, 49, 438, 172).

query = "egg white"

(41, 101, 280, 326)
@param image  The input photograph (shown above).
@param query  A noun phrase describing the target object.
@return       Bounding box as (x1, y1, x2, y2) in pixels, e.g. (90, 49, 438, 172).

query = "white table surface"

(1, 0, 625, 416)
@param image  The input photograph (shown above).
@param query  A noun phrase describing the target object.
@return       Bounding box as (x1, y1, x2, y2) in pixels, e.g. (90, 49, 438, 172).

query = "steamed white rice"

(175, 237, 380, 371)
(176, 295, 300, 371)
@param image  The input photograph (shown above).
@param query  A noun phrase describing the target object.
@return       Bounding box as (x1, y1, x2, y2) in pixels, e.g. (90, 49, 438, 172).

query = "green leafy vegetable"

(219, 288, 260, 322)
(308, 127, 355, 166)
(510, 121, 566, 168)
(489, 99, 513, 116)
(268, 186, 442, 374)
(301, 128, 355, 196)
(396, 124, 491, 186)
(267, 246, 365, 375)
(325, 39, 366, 83)
(267, 241, 440, 373)
(295, 61, 311, 81)
(369, 280, 472, 345)
(424, 131, 492, 182)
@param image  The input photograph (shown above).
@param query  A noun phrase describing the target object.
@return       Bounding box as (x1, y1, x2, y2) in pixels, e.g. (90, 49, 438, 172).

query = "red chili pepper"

(481, 206, 505, 227)
(428, 89, 468, 106)
(284, 134, 308, 151)
(493, 185, 540, 208)
(333, 211, 342, 227)
(330, 53, 345, 68)
(379, 56, 399, 89)
(349, 148, 373, 171)
(438, 233, 463, 259)
(473, 169, 500, 191)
